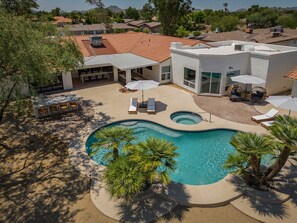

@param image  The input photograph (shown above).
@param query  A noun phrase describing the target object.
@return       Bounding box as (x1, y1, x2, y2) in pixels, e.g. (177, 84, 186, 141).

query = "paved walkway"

(66, 83, 296, 223)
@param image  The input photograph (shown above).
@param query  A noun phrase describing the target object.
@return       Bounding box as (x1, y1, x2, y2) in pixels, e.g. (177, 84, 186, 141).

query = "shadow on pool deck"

(193, 95, 262, 125)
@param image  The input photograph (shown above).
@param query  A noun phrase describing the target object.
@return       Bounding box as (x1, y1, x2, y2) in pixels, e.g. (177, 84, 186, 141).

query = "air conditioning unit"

(271, 32, 281, 38)
(234, 44, 243, 51)
(89, 36, 102, 47)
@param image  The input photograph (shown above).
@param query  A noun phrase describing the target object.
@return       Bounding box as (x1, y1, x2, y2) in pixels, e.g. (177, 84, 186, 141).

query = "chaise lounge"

(251, 108, 279, 123)
(261, 120, 274, 129)
(128, 98, 138, 114)
(147, 98, 156, 114)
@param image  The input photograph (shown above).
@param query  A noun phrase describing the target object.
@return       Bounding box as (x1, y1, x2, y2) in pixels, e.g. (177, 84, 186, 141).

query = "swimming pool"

(86, 120, 241, 185)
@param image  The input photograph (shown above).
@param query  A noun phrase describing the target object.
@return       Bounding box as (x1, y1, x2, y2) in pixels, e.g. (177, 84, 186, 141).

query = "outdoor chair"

(60, 103, 70, 113)
(251, 108, 279, 123)
(147, 98, 156, 114)
(128, 98, 138, 114)
(37, 107, 48, 118)
(49, 105, 60, 115)
(261, 120, 274, 129)
(69, 102, 79, 111)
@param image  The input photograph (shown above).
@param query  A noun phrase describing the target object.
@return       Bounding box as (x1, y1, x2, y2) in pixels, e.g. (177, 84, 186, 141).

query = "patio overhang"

(83, 53, 159, 71)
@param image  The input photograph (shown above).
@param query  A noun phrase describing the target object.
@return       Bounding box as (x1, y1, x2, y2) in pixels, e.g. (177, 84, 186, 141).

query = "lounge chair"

(147, 98, 156, 114)
(261, 121, 274, 129)
(128, 98, 138, 114)
(251, 108, 279, 123)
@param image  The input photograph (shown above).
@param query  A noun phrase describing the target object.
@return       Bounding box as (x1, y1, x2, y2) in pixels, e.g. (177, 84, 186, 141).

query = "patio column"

(62, 71, 73, 90)
(126, 69, 132, 84)
(113, 67, 118, 82)
(292, 80, 297, 97)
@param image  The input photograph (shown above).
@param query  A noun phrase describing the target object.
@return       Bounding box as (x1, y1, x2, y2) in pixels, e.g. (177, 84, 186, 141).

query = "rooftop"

(111, 23, 136, 30)
(73, 32, 202, 62)
(142, 22, 161, 28)
(53, 16, 72, 24)
(64, 23, 107, 31)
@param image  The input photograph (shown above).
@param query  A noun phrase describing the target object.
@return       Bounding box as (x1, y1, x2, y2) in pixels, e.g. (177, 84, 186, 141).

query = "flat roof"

(84, 53, 159, 70)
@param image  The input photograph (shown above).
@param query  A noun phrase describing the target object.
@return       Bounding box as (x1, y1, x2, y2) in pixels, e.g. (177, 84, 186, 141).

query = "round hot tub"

(170, 112, 202, 125)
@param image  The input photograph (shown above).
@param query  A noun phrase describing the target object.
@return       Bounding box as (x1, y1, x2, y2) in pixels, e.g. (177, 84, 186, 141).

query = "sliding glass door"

(200, 72, 221, 94)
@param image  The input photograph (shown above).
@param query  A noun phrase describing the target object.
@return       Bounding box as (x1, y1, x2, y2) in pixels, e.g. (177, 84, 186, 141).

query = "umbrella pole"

(289, 110, 291, 116)
(142, 90, 144, 105)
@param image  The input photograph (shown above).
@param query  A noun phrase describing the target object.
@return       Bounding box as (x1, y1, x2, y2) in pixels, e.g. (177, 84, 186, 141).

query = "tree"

(51, 7, 61, 17)
(0, 0, 39, 16)
(175, 25, 190, 37)
(225, 115, 297, 189)
(277, 14, 297, 28)
(128, 137, 178, 184)
(223, 2, 228, 14)
(150, 0, 192, 36)
(0, 13, 82, 122)
(141, 2, 156, 21)
(85, 0, 104, 8)
(103, 137, 178, 201)
(104, 156, 146, 201)
(210, 15, 239, 32)
(90, 127, 135, 162)
(125, 7, 140, 20)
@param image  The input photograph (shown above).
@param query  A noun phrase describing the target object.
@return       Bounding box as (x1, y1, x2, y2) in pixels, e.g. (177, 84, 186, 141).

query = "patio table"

(32, 94, 79, 118)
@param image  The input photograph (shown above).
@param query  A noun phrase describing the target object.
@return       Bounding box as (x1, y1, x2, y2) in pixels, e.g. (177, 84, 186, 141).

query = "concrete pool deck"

(67, 82, 296, 222)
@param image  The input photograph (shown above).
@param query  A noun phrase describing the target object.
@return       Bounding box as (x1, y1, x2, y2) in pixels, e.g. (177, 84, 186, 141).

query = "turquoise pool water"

(170, 112, 203, 125)
(86, 120, 240, 185)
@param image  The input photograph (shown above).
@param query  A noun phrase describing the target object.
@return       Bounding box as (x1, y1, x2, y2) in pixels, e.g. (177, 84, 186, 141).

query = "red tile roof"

(286, 67, 297, 80)
(53, 16, 72, 24)
(73, 32, 203, 62)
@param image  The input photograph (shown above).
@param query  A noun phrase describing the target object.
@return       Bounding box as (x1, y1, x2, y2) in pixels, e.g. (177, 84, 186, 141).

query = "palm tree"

(128, 137, 178, 184)
(223, 2, 229, 13)
(90, 126, 134, 162)
(262, 116, 297, 183)
(225, 132, 271, 186)
(103, 156, 146, 201)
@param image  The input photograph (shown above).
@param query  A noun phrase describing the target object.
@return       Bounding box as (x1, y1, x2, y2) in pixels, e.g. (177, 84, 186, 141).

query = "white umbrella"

(125, 80, 159, 106)
(266, 96, 297, 116)
(230, 75, 266, 85)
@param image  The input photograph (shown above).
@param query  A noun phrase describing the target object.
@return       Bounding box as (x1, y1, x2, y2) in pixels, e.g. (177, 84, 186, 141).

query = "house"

(123, 19, 135, 24)
(110, 23, 136, 32)
(60, 32, 204, 90)
(202, 28, 297, 47)
(170, 40, 297, 96)
(62, 24, 108, 35)
(141, 22, 161, 33)
(53, 16, 72, 27)
(286, 67, 297, 97)
(127, 20, 146, 28)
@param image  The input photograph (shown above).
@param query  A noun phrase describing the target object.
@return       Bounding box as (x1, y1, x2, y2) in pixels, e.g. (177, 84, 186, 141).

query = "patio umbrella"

(125, 80, 159, 107)
(230, 75, 266, 85)
(266, 96, 297, 116)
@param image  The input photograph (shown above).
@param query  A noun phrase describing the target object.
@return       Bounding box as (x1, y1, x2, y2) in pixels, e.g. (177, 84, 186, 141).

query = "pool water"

(86, 121, 241, 185)
(171, 112, 203, 125)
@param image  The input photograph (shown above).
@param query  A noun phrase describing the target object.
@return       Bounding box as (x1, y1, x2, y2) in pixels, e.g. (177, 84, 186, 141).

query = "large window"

(200, 72, 222, 94)
(161, 66, 171, 81)
(184, 68, 196, 88)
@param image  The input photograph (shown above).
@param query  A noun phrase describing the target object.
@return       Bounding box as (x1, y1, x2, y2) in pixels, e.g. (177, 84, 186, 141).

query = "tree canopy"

(0, 0, 39, 16)
(0, 13, 82, 122)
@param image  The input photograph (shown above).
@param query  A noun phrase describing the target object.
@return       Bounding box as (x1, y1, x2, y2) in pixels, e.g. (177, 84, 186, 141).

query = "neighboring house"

(141, 22, 161, 33)
(123, 19, 135, 24)
(60, 32, 204, 90)
(170, 41, 297, 96)
(110, 23, 136, 32)
(53, 16, 72, 27)
(62, 24, 108, 35)
(202, 28, 297, 47)
(286, 67, 297, 97)
(127, 20, 146, 28)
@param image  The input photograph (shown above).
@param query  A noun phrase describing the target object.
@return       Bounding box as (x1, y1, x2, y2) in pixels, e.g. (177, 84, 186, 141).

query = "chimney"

(171, 42, 183, 49)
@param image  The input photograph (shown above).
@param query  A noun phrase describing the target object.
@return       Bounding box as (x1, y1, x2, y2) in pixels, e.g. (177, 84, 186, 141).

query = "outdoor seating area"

(227, 85, 267, 103)
(32, 94, 81, 118)
(128, 97, 156, 114)
(78, 68, 113, 83)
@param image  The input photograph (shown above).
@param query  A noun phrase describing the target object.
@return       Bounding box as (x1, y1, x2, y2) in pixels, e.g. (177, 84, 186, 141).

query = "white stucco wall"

(159, 59, 172, 84)
(171, 52, 200, 93)
(62, 72, 73, 90)
(142, 64, 160, 82)
(265, 51, 297, 95)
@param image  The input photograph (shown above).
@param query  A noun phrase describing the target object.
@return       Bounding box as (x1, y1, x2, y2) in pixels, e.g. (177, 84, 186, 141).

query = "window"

(146, 66, 152, 70)
(136, 68, 143, 75)
(200, 72, 222, 94)
(161, 66, 171, 81)
(184, 68, 196, 88)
